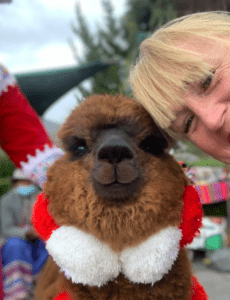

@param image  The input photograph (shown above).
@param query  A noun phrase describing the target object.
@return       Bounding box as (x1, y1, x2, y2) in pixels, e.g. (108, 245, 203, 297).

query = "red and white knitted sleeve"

(0, 64, 63, 187)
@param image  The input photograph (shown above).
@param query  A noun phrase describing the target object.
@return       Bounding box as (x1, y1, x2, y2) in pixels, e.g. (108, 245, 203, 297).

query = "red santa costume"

(0, 64, 63, 187)
(32, 186, 208, 300)
(0, 64, 63, 299)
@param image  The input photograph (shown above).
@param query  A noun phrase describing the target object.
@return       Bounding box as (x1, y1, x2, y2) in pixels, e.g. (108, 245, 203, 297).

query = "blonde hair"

(129, 11, 230, 136)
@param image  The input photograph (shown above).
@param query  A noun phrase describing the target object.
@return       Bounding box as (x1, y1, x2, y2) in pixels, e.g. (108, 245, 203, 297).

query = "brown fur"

(34, 94, 192, 300)
(35, 249, 192, 300)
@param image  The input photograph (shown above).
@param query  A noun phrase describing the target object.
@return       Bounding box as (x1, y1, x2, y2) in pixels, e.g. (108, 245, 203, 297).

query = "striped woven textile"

(194, 181, 230, 204)
(2, 260, 32, 300)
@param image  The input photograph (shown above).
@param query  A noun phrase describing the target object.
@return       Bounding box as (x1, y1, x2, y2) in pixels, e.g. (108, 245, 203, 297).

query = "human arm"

(0, 64, 63, 188)
(25, 227, 40, 242)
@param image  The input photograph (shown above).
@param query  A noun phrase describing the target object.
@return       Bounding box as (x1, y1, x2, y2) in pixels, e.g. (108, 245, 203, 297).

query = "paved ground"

(192, 253, 230, 300)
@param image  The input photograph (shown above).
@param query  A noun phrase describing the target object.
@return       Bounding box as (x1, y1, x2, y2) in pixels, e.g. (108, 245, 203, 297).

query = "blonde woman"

(130, 11, 230, 271)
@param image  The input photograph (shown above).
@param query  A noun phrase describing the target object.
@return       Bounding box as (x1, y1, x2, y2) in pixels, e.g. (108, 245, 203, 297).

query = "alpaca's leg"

(34, 256, 62, 300)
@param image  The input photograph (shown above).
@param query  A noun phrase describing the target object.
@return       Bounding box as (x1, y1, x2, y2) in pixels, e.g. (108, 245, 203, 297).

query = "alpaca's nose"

(97, 136, 134, 164)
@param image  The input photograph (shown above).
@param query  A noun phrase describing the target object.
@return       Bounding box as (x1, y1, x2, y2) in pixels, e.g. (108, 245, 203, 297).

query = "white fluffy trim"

(20, 144, 64, 188)
(46, 226, 181, 287)
(46, 226, 121, 287)
(0, 65, 16, 96)
(120, 226, 181, 284)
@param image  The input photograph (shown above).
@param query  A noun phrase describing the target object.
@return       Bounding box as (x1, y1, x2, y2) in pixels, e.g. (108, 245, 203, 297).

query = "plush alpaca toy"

(33, 94, 208, 300)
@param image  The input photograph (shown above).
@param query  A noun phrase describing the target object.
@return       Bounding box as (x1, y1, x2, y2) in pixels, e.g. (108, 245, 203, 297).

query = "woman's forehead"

(177, 36, 230, 65)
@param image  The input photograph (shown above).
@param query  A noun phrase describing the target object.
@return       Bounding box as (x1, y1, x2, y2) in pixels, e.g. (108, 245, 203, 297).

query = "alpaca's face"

(45, 95, 188, 251)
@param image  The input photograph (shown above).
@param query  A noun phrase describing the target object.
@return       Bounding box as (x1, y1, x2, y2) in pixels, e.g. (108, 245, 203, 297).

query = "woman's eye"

(184, 114, 194, 134)
(201, 70, 216, 91)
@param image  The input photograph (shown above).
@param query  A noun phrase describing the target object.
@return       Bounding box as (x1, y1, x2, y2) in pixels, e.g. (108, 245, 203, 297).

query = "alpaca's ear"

(139, 125, 176, 156)
(158, 128, 176, 150)
(139, 133, 168, 156)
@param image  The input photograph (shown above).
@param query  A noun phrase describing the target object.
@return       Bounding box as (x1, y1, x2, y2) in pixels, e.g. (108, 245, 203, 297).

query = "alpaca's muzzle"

(92, 129, 141, 201)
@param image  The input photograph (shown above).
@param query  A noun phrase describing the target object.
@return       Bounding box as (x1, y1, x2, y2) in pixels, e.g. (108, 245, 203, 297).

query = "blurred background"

(1, 0, 229, 201)
(0, 1, 230, 298)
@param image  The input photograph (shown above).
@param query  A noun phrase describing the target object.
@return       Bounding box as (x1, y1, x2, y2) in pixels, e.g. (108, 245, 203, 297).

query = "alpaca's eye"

(74, 145, 88, 157)
(65, 136, 88, 159)
(139, 134, 168, 156)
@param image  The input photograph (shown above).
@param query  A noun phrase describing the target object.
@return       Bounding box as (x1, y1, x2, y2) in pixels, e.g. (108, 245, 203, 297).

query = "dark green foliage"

(203, 202, 227, 217)
(70, 0, 177, 98)
(0, 155, 15, 197)
(70, 0, 135, 97)
(125, 0, 176, 32)
(0, 156, 15, 178)
(148, 0, 176, 29)
(0, 178, 12, 197)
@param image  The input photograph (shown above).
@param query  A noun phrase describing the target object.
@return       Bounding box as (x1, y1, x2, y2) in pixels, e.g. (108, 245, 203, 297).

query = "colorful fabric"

(188, 166, 224, 184)
(21, 145, 63, 188)
(0, 260, 3, 299)
(1, 237, 48, 300)
(194, 181, 230, 204)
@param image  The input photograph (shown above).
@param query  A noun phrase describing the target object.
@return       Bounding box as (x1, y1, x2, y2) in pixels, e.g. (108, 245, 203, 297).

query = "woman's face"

(171, 37, 230, 164)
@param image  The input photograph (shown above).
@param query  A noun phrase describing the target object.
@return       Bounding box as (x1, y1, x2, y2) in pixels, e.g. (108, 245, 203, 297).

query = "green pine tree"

(125, 0, 176, 32)
(70, 0, 177, 98)
(70, 0, 137, 98)
(148, 0, 177, 29)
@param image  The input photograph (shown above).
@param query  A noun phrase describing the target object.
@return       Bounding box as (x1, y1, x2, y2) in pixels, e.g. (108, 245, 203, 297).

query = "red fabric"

(53, 292, 72, 300)
(191, 276, 208, 300)
(180, 185, 203, 248)
(0, 85, 53, 167)
(32, 193, 59, 241)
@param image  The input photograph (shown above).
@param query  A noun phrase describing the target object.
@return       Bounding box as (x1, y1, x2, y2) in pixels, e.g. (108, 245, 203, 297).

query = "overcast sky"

(0, 0, 127, 125)
(0, 0, 126, 73)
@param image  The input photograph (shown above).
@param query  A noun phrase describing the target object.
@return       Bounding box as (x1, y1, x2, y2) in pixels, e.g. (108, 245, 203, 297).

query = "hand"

(26, 228, 39, 242)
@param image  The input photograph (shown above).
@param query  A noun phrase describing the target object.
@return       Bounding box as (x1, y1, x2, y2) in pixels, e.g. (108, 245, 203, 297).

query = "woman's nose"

(186, 94, 226, 131)
(197, 104, 226, 131)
